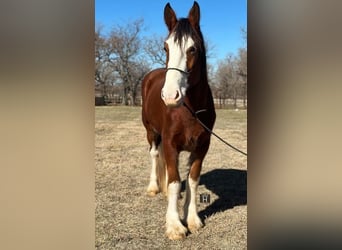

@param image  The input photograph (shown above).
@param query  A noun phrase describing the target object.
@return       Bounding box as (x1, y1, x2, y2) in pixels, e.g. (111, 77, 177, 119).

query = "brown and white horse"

(141, 1, 216, 240)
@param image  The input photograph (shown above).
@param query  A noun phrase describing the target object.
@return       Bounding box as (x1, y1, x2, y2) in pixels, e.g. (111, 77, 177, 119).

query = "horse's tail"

(157, 145, 168, 196)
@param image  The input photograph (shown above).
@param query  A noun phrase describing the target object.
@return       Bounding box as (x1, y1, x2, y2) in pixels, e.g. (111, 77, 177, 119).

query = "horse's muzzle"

(161, 88, 183, 107)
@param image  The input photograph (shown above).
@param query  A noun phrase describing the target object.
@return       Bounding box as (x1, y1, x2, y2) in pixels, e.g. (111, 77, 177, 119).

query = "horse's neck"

(186, 56, 213, 110)
(186, 77, 212, 111)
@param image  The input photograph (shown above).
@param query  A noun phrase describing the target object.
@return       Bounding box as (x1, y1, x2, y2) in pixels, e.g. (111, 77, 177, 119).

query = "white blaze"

(162, 34, 194, 106)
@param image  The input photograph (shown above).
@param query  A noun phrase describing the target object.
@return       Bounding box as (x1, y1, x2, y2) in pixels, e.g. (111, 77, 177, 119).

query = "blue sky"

(95, 0, 246, 65)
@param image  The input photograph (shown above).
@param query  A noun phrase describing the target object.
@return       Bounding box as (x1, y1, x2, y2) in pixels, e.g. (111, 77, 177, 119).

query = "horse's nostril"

(175, 90, 180, 100)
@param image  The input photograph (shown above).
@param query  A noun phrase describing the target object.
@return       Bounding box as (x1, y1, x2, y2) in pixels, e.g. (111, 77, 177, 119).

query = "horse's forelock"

(170, 18, 204, 52)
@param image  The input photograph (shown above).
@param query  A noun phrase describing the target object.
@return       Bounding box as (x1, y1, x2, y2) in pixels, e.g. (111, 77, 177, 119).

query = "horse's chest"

(163, 110, 209, 151)
(181, 124, 206, 151)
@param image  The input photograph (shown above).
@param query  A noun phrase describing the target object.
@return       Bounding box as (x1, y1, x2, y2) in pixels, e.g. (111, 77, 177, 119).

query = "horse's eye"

(188, 46, 196, 55)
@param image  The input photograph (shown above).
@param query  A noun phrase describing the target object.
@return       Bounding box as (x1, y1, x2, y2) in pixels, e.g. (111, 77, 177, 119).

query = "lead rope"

(183, 102, 247, 157)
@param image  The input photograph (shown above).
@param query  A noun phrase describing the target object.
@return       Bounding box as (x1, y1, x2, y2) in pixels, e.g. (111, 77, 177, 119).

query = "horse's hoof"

(147, 183, 159, 196)
(147, 190, 159, 196)
(187, 215, 203, 233)
(166, 222, 188, 240)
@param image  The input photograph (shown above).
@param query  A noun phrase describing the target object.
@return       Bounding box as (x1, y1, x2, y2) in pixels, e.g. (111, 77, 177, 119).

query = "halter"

(166, 67, 190, 75)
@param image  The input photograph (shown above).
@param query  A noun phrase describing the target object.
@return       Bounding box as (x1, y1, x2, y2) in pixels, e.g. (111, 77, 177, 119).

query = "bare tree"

(144, 35, 166, 67)
(215, 51, 247, 109)
(213, 26, 247, 109)
(241, 27, 247, 43)
(95, 25, 113, 96)
(124, 59, 150, 105)
(204, 39, 216, 61)
(236, 27, 247, 108)
(215, 55, 238, 108)
(107, 19, 150, 105)
(237, 47, 247, 108)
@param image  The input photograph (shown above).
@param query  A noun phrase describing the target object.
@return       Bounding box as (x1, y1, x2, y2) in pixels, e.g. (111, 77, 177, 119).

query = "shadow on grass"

(182, 168, 247, 221)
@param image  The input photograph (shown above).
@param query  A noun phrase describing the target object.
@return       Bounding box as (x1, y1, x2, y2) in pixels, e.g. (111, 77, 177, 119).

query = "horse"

(141, 1, 216, 240)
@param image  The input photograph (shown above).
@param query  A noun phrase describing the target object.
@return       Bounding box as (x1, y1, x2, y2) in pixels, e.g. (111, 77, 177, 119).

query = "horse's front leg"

(184, 144, 209, 233)
(163, 140, 187, 240)
(147, 141, 160, 196)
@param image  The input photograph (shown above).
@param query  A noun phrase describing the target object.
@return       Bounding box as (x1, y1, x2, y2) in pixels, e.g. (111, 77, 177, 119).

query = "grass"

(95, 106, 247, 249)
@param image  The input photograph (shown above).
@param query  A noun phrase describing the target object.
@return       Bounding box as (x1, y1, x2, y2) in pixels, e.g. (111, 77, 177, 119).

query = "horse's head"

(161, 1, 205, 107)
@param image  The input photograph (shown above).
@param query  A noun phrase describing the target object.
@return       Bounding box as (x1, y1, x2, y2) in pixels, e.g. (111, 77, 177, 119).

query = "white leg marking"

(158, 145, 168, 196)
(185, 177, 203, 233)
(166, 182, 187, 240)
(147, 142, 159, 196)
(162, 164, 169, 197)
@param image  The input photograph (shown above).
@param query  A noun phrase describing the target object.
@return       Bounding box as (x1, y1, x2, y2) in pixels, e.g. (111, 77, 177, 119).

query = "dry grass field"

(95, 106, 247, 249)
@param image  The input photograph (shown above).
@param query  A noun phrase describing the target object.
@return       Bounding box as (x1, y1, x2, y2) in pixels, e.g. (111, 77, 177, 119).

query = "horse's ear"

(164, 3, 177, 32)
(188, 1, 200, 29)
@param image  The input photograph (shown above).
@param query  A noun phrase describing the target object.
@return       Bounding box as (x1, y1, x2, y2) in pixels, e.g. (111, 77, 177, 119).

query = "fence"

(96, 95, 246, 109)
(213, 98, 247, 109)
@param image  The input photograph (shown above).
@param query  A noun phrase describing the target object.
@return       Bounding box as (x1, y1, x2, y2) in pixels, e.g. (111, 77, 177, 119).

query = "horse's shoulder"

(142, 68, 166, 93)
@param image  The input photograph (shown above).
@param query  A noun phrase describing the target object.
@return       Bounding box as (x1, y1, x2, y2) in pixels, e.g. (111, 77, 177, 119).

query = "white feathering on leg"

(147, 142, 160, 196)
(165, 182, 187, 240)
(185, 177, 203, 233)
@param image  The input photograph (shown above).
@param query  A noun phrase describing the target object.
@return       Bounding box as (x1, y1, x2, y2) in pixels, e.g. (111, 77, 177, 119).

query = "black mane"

(171, 18, 205, 53)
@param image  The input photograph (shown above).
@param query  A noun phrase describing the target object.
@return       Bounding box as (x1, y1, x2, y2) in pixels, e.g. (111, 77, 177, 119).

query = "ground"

(95, 106, 247, 249)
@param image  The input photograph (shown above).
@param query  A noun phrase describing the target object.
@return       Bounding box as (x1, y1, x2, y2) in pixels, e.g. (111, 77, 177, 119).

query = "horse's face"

(161, 2, 201, 107)
(162, 34, 196, 107)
